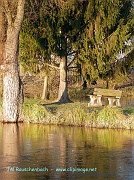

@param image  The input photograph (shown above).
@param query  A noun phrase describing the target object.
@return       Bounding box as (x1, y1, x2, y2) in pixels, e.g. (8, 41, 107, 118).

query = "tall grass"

(57, 105, 89, 126)
(0, 96, 133, 129)
(22, 100, 134, 129)
(93, 106, 127, 128)
(23, 103, 53, 123)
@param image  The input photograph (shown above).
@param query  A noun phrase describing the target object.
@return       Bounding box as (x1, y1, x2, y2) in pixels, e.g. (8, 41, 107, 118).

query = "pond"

(0, 124, 134, 180)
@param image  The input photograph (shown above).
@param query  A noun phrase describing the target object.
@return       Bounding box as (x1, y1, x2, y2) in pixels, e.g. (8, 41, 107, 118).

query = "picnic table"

(87, 88, 122, 107)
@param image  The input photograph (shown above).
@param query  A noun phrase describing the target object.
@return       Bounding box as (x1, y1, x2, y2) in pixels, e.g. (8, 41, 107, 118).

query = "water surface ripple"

(0, 124, 134, 180)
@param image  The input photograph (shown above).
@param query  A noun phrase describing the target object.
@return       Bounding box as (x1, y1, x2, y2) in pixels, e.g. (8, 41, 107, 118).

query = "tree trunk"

(57, 56, 70, 103)
(2, 64, 23, 122)
(41, 75, 48, 100)
(1, 0, 25, 122)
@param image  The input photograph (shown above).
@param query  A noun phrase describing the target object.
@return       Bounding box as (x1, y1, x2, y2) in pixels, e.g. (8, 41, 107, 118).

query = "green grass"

(122, 106, 134, 116)
(24, 97, 41, 104)
(0, 97, 134, 129)
(22, 99, 134, 129)
(23, 103, 52, 123)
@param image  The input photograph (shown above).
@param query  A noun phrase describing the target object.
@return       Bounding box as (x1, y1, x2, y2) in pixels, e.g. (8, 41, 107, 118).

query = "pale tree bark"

(0, 0, 25, 122)
(57, 56, 70, 103)
(41, 75, 48, 100)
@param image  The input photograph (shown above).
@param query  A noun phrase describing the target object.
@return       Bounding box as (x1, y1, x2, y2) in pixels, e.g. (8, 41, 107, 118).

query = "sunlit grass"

(22, 98, 134, 129)
(24, 97, 41, 104)
(122, 106, 134, 116)
(0, 97, 134, 129)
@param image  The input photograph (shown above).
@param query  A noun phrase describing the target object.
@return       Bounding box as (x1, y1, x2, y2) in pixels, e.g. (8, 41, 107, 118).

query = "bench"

(87, 88, 122, 107)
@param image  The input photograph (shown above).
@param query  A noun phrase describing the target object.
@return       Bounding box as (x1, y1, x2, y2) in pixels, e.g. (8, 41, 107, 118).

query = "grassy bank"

(23, 98, 134, 130)
(0, 97, 134, 129)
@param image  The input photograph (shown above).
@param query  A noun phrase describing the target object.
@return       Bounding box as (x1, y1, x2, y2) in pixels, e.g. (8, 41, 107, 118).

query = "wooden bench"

(87, 88, 122, 107)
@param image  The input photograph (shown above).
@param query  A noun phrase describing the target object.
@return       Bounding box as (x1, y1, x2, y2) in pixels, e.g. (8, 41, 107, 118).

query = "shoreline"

(22, 101, 134, 130)
(0, 98, 134, 130)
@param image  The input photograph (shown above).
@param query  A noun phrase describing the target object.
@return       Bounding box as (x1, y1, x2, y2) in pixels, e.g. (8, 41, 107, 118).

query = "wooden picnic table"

(87, 88, 122, 107)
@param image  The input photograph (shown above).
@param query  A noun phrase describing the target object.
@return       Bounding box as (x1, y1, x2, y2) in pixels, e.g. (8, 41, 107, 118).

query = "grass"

(0, 97, 134, 129)
(22, 98, 134, 129)
(122, 106, 134, 116)
(91, 106, 132, 129)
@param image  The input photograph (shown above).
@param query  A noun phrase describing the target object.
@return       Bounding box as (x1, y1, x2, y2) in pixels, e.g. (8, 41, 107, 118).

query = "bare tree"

(0, 0, 25, 122)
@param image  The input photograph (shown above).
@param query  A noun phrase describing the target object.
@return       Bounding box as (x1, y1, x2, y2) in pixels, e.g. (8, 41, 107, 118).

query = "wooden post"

(88, 95, 96, 106)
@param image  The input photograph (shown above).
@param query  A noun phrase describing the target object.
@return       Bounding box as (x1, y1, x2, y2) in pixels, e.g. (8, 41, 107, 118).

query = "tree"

(78, 0, 134, 88)
(39, 0, 87, 102)
(0, 0, 25, 122)
(19, 0, 56, 101)
(19, 31, 51, 100)
(19, 15, 53, 101)
(20, 0, 87, 102)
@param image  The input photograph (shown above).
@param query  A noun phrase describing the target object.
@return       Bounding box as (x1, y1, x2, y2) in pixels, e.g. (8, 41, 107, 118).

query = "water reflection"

(1, 124, 21, 180)
(0, 124, 134, 180)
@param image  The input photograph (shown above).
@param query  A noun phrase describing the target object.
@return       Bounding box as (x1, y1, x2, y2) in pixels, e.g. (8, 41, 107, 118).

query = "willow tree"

(0, 0, 25, 122)
(78, 0, 133, 88)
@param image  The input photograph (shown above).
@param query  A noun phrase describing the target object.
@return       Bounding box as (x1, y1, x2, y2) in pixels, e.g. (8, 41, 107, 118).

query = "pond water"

(0, 124, 134, 180)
